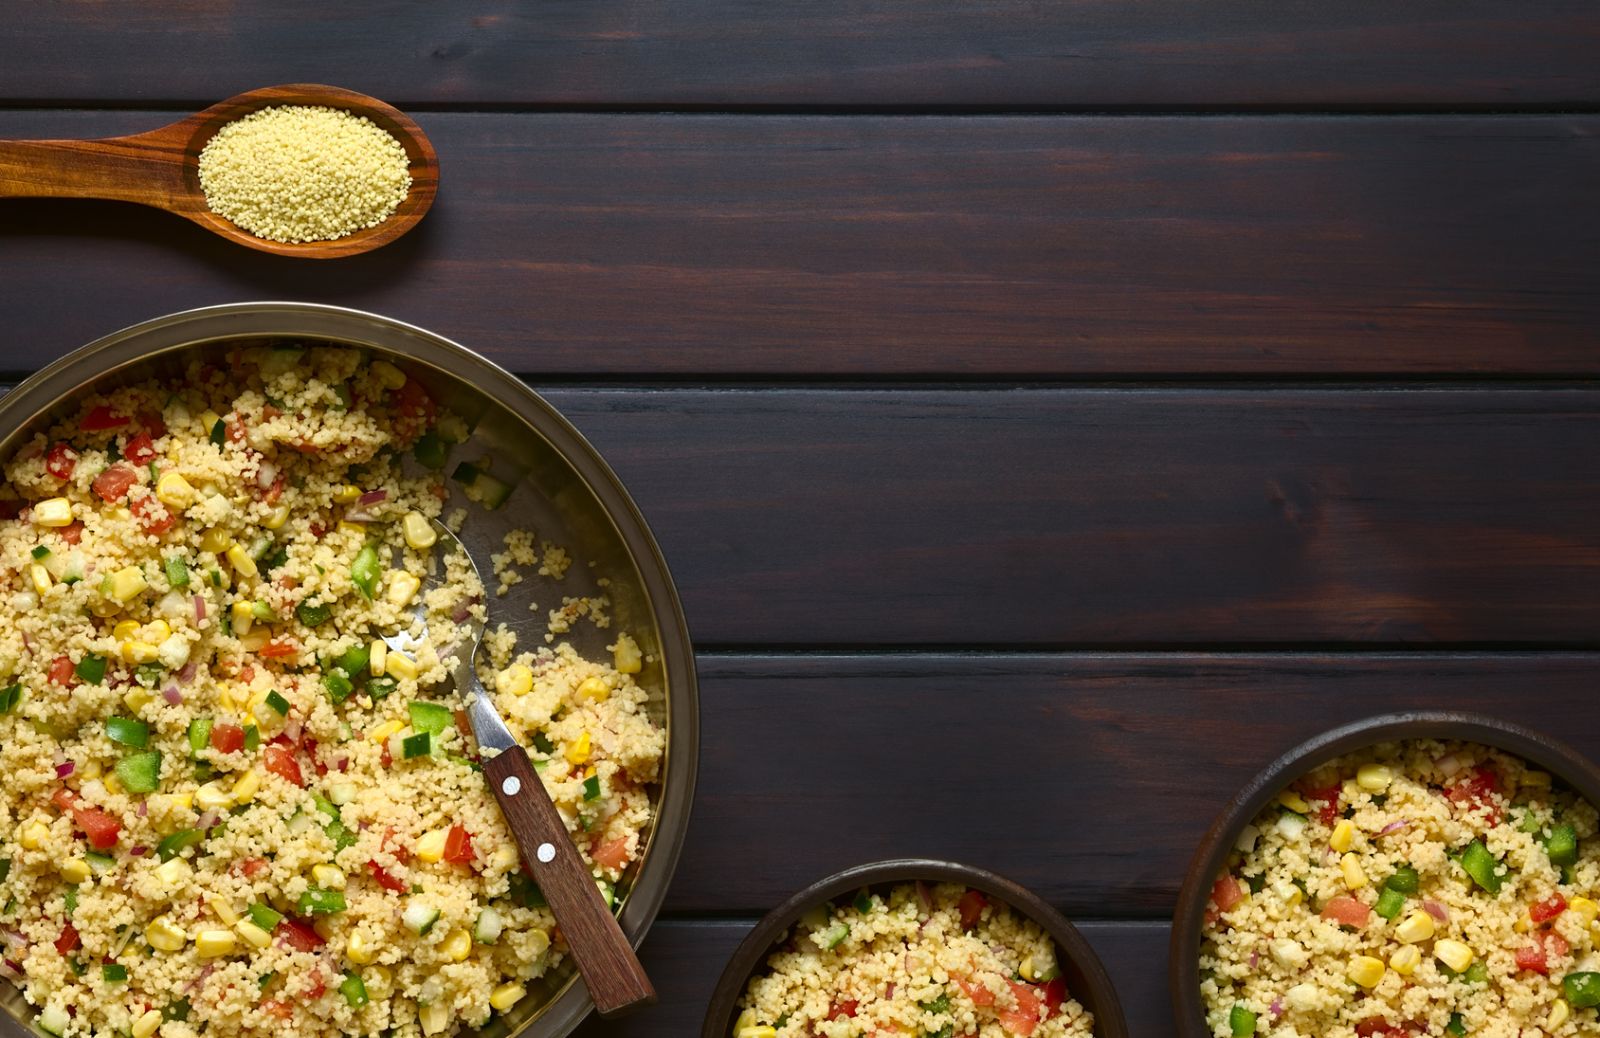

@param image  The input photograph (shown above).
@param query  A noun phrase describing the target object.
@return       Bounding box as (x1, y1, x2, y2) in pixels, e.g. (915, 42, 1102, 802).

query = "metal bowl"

(702, 858, 1130, 1038)
(1168, 711, 1600, 1037)
(0, 302, 699, 1038)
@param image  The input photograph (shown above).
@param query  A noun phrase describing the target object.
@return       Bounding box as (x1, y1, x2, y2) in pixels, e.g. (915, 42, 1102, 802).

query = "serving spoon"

(384, 521, 657, 1018)
(0, 84, 437, 258)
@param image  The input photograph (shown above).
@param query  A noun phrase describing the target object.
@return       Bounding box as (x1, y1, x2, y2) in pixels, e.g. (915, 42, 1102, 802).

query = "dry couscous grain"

(197, 106, 411, 244)
(1200, 740, 1600, 1038)
(0, 346, 664, 1038)
(734, 883, 1095, 1038)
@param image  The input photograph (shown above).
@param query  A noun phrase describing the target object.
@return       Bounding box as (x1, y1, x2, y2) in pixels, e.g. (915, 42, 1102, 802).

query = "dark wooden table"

(4, 6, 1599, 1035)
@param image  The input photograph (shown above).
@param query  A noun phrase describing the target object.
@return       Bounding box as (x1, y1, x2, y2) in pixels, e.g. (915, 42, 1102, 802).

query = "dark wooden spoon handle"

(0, 124, 192, 206)
(481, 746, 657, 1018)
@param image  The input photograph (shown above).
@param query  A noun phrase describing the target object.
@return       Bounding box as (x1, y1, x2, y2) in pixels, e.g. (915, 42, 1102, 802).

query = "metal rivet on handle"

(501, 776, 521, 796)
(537, 842, 556, 863)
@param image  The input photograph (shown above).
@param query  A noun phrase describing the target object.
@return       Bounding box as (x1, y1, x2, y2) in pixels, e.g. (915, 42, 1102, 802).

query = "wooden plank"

(542, 386, 1600, 647)
(3, 3, 1597, 108)
(579, 919, 1168, 1037)
(661, 654, 1600, 917)
(1, 112, 1597, 377)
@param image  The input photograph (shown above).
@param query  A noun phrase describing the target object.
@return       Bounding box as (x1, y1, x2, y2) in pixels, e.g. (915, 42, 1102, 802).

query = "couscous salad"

(0, 347, 663, 1038)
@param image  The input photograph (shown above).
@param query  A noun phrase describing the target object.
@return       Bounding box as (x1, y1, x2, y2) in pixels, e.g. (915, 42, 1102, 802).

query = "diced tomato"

(1299, 782, 1342, 826)
(262, 405, 283, 420)
(80, 406, 129, 432)
(210, 724, 245, 754)
(392, 377, 436, 423)
(45, 442, 79, 480)
(59, 521, 83, 545)
(1446, 765, 1504, 824)
(52, 788, 77, 813)
(303, 736, 327, 777)
(262, 745, 304, 787)
(380, 742, 393, 768)
(999, 981, 1042, 1036)
(262, 476, 284, 505)
(367, 861, 408, 893)
(453, 709, 472, 739)
(259, 639, 298, 660)
(1355, 1021, 1417, 1038)
(591, 835, 630, 873)
(954, 976, 995, 1007)
(238, 858, 269, 879)
(827, 1001, 858, 1020)
(304, 973, 326, 1001)
(239, 665, 255, 684)
(958, 889, 989, 930)
(74, 805, 121, 850)
(49, 655, 77, 686)
(226, 420, 246, 445)
(1320, 896, 1372, 928)
(1210, 875, 1245, 914)
(1039, 977, 1066, 1018)
(382, 829, 413, 865)
(138, 413, 167, 439)
(54, 923, 79, 956)
(123, 433, 157, 465)
(1516, 941, 1550, 975)
(278, 916, 324, 952)
(130, 494, 174, 535)
(259, 1001, 294, 1021)
(91, 463, 138, 503)
(443, 825, 475, 864)
(1531, 894, 1567, 924)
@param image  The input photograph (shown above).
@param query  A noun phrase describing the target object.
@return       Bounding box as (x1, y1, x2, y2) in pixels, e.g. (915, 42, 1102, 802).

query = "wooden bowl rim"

(1167, 711, 1600, 1037)
(701, 858, 1130, 1038)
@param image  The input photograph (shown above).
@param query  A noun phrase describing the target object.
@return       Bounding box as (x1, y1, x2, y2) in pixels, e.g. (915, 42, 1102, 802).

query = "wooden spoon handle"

(481, 746, 657, 1018)
(0, 125, 191, 207)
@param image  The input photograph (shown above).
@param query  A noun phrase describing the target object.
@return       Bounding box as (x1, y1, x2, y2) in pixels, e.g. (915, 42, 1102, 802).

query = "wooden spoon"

(0, 84, 437, 258)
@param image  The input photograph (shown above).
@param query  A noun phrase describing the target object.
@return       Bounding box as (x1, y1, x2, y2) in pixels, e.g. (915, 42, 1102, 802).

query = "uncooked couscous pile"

(197, 105, 411, 243)
(1200, 740, 1600, 1038)
(0, 346, 664, 1038)
(734, 883, 1095, 1038)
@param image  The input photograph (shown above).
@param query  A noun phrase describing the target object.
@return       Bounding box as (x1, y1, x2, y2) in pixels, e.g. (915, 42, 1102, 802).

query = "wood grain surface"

(536, 386, 1600, 647)
(3, 2, 1597, 109)
(1, 112, 1597, 376)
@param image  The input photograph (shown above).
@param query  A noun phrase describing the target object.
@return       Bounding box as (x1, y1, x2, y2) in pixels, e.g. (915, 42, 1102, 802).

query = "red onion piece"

(194, 595, 207, 623)
(178, 661, 198, 683)
(885, 983, 896, 1000)
(185, 963, 216, 994)
(0, 929, 25, 951)
(256, 461, 278, 491)
(915, 880, 933, 912)
(0, 960, 21, 983)
(137, 801, 148, 818)
(55, 761, 75, 779)
(451, 604, 472, 623)
(1436, 753, 1462, 777)
(163, 685, 183, 705)
(196, 810, 220, 831)
(357, 489, 388, 506)
(335, 756, 349, 772)
(1424, 900, 1449, 923)
(1379, 819, 1411, 836)
(284, 719, 303, 744)
(1249, 950, 1259, 968)
(1269, 999, 1283, 1018)
(129, 846, 148, 857)
(20, 632, 33, 653)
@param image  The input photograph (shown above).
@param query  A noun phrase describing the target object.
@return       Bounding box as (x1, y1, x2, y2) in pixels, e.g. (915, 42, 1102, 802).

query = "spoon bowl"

(0, 84, 438, 258)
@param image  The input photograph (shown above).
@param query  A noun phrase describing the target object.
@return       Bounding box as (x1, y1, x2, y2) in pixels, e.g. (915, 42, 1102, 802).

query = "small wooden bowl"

(703, 858, 1129, 1038)
(1168, 711, 1600, 1038)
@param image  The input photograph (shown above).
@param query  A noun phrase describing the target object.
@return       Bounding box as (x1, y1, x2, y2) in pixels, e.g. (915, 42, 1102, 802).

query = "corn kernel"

(364, 965, 392, 999)
(199, 411, 222, 433)
(565, 731, 592, 766)
(33, 498, 73, 527)
(1571, 897, 1600, 924)
(28, 564, 52, 595)
(147, 620, 172, 642)
(156, 472, 196, 509)
(1435, 939, 1474, 973)
(386, 571, 421, 607)
(419, 1003, 449, 1036)
(1347, 955, 1385, 989)
(122, 640, 159, 664)
(195, 781, 232, 811)
(385, 652, 417, 681)
(372, 360, 407, 389)
(146, 915, 188, 952)
(239, 627, 270, 652)
(1522, 769, 1553, 787)
(736, 1029, 777, 1038)
(103, 771, 124, 795)
(337, 520, 367, 538)
(1356, 763, 1393, 793)
(20, 821, 50, 850)
(346, 930, 377, 965)
(333, 484, 362, 504)
(1388, 945, 1421, 976)
(415, 829, 448, 863)
(369, 639, 387, 678)
(195, 929, 235, 958)
(132, 1009, 163, 1038)
(313, 916, 335, 940)
(368, 720, 404, 744)
(1548, 999, 1571, 1030)
(199, 527, 233, 554)
(207, 896, 239, 926)
(263, 504, 290, 530)
(109, 565, 148, 603)
(1018, 956, 1037, 982)
(156, 857, 193, 889)
(497, 664, 533, 697)
(576, 676, 610, 703)
(1277, 791, 1310, 814)
(231, 769, 261, 804)
(1329, 819, 1354, 854)
(235, 920, 272, 949)
(439, 929, 471, 962)
(1340, 853, 1367, 890)
(59, 859, 91, 885)
(225, 544, 257, 577)
(611, 633, 642, 674)
(1515, 912, 1533, 934)
(113, 619, 140, 642)
(488, 845, 519, 872)
(1396, 911, 1435, 944)
(402, 512, 437, 550)
(312, 864, 346, 889)
(489, 983, 526, 1012)
(733, 1010, 758, 1035)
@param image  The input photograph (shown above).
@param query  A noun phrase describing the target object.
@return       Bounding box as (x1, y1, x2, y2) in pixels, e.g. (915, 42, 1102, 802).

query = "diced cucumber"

(403, 900, 440, 935)
(473, 906, 503, 944)
(37, 1006, 69, 1036)
(822, 922, 849, 950)
(451, 463, 513, 509)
